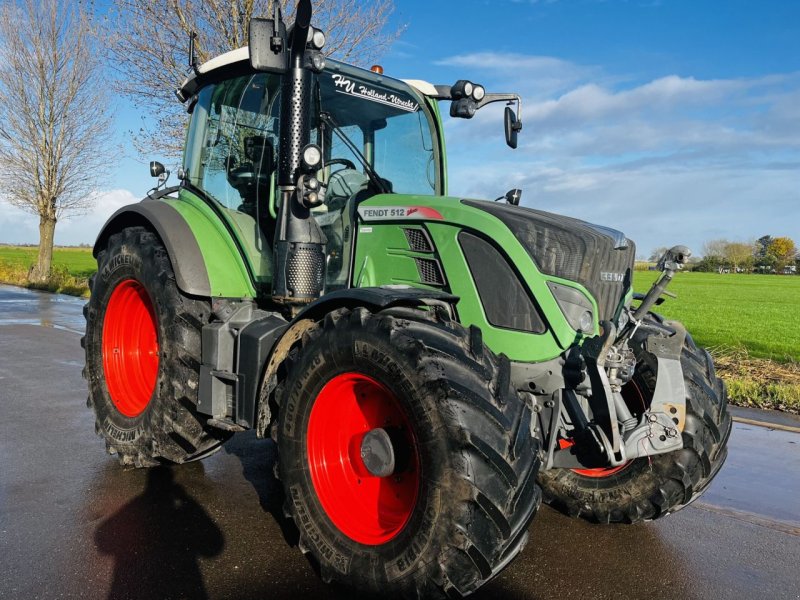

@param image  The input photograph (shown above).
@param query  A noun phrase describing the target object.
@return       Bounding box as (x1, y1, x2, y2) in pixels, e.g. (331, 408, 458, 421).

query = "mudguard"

(93, 195, 255, 298)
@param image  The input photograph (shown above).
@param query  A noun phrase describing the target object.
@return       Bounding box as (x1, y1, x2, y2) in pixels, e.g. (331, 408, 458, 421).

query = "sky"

(2, 0, 798, 258)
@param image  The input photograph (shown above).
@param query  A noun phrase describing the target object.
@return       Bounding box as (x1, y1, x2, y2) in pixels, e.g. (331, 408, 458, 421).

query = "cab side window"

(183, 74, 281, 284)
(186, 75, 279, 213)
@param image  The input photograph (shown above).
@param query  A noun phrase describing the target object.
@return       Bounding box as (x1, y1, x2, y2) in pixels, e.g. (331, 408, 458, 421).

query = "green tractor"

(83, 1, 731, 597)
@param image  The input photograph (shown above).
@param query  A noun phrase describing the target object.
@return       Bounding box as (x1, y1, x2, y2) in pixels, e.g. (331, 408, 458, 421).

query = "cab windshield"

(314, 66, 440, 197)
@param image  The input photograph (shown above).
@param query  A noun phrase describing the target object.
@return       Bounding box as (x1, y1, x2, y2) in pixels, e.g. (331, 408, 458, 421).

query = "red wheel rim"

(307, 372, 420, 545)
(565, 380, 647, 478)
(102, 279, 159, 418)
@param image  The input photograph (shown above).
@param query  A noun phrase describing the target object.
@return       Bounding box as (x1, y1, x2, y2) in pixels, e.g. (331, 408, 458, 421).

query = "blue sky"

(2, 0, 798, 258)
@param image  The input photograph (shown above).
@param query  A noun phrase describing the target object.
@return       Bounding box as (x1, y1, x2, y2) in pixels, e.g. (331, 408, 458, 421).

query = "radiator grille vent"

(415, 257, 445, 287)
(404, 228, 434, 253)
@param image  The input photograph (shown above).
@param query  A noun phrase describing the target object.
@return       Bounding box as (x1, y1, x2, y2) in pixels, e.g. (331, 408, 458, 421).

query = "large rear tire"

(276, 307, 541, 598)
(83, 226, 231, 467)
(537, 314, 732, 523)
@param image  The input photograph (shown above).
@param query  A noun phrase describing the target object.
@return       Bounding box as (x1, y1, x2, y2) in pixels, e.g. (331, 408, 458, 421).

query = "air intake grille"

(415, 257, 445, 287)
(404, 228, 433, 253)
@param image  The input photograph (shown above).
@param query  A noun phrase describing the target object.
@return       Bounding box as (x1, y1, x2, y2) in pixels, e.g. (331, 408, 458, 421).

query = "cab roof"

(177, 46, 437, 103)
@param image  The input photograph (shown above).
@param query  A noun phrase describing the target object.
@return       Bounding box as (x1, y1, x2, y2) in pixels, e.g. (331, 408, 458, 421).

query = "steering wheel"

(326, 158, 357, 171)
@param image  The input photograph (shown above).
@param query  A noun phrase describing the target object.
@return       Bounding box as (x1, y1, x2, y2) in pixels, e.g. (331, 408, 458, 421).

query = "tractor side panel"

(352, 195, 601, 362)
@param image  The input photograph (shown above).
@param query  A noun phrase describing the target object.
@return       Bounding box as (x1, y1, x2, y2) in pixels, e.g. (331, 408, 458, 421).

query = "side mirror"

(149, 161, 165, 178)
(505, 106, 522, 149)
(249, 16, 288, 74)
(504, 189, 522, 206)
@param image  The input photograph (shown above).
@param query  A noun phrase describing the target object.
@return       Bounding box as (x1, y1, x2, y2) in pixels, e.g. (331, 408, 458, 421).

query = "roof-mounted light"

(371, 64, 384, 75)
(451, 80, 486, 103)
(310, 28, 326, 50)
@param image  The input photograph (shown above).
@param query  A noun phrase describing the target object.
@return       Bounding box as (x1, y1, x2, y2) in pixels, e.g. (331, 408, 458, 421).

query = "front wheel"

(538, 314, 732, 523)
(276, 307, 541, 598)
(83, 226, 231, 467)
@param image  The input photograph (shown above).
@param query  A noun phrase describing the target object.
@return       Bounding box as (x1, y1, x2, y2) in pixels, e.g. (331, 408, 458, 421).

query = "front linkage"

(548, 246, 693, 471)
(524, 246, 692, 473)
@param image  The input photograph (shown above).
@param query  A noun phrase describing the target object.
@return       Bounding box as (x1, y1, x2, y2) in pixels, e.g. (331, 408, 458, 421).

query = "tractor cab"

(176, 48, 513, 294)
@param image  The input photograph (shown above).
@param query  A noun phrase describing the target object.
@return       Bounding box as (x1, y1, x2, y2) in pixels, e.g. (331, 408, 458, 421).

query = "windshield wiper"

(319, 112, 390, 195)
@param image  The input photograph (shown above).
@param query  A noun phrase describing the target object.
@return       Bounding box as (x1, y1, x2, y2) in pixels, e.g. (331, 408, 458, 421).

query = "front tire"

(276, 307, 541, 598)
(83, 226, 231, 467)
(538, 314, 732, 523)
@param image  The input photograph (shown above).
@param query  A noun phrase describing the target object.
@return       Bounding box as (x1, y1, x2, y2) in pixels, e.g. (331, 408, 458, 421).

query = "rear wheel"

(276, 307, 541, 598)
(538, 314, 732, 523)
(83, 226, 231, 467)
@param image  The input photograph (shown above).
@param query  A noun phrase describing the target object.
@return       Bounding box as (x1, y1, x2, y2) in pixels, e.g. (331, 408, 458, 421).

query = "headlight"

(472, 85, 486, 101)
(547, 282, 595, 334)
(302, 144, 322, 171)
(312, 29, 326, 49)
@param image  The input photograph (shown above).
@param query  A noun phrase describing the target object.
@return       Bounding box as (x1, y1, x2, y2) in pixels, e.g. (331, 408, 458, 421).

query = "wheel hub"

(360, 428, 396, 478)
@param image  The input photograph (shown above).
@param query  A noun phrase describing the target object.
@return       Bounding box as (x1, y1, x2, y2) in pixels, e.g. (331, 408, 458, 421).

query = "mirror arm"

(433, 87, 523, 127)
(478, 93, 522, 126)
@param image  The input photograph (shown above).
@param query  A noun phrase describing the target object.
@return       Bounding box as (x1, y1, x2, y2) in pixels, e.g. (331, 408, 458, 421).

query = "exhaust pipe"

(271, 0, 327, 305)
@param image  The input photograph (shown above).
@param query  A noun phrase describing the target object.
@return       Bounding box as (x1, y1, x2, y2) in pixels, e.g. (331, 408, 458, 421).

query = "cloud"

(436, 52, 595, 98)
(0, 189, 138, 246)
(437, 52, 800, 255)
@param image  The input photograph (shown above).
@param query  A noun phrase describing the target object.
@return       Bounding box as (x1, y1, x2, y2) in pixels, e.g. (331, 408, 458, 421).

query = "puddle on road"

(0, 285, 85, 334)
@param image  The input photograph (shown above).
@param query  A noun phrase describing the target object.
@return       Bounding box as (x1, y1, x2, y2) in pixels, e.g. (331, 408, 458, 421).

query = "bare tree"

(647, 247, 669, 262)
(702, 239, 729, 259)
(109, 0, 402, 157)
(723, 241, 755, 272)
(0, 0, 112, 281)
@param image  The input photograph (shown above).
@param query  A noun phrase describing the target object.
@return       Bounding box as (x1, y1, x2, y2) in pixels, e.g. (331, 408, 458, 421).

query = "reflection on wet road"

(1, 285, 798, 600)
(0, 284, 85, 333)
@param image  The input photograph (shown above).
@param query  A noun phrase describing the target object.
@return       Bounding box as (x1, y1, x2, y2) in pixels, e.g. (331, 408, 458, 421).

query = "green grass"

(0, 245, 93, 297)
(634, 271, 800, 363)
(0, 245, 96, 277)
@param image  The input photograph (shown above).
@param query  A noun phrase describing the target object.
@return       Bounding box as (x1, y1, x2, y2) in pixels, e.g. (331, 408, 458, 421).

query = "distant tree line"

(649, 236, 799, 274)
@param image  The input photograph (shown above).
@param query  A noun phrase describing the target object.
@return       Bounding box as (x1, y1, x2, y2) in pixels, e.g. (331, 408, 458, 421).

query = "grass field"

(0, 245, 94, 296)
(0, 245, 96, 277)
(633, 271, 800, 363)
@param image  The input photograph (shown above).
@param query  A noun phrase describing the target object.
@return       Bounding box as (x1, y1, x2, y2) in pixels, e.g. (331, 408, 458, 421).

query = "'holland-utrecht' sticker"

(358, 206, 444, 221)
(331, 74, 420, 113)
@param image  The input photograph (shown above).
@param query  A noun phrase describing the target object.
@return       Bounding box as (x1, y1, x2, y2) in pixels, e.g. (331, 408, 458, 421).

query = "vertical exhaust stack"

(271, 0, 327, 305)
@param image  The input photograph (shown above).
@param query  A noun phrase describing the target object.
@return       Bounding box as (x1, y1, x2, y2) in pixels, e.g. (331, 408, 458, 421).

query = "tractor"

(83, 1, 731, 597)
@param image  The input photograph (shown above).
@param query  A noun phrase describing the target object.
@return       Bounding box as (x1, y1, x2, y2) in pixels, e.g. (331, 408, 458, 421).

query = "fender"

(93, 195, 256, 298)
(202, 287, 460, 434)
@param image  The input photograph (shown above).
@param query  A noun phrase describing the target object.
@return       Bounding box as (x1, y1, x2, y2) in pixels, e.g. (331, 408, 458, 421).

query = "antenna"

(271, 3, 283, 52)
(189, 32, 199, 75)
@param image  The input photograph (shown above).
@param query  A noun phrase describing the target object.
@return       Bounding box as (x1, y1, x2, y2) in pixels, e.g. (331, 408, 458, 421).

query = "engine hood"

(461, 199, 636, 322)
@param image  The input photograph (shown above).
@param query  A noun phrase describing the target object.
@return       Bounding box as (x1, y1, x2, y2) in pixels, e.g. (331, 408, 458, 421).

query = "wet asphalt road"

(1, 284, 799, 600)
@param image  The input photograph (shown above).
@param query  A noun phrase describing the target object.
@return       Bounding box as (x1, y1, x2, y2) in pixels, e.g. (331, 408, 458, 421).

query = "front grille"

(404, 228, 433, 253)
(415, 257, 445, 287)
